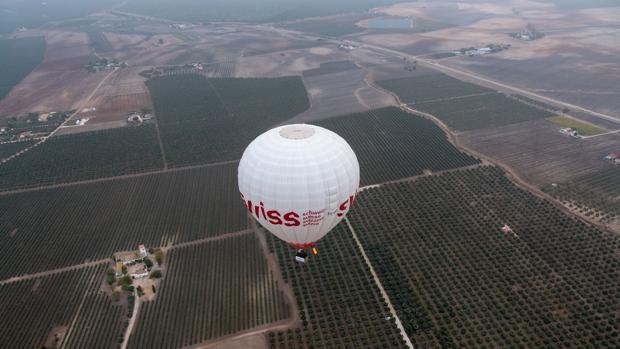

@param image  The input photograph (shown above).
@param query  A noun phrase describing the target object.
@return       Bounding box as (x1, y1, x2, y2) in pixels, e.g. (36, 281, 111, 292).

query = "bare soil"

(457, 119, 620, 187)
(290, 68, 394, 122)
(362, 0, 620, 120)
(43, 326, 68, 349)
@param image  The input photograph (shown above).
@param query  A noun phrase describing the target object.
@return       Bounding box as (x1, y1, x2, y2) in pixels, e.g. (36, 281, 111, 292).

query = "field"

(0, 264, 125, 348)
(91, 92, 152, 123)
(0, 140, 34, 161)
(267, 225, 407, 348)
(0, 32, 102, 118)
(86, 30, 114, 53)
(302, 60, 358, 78)
(546, 116, 606, 136)
(0, 162, 246, 279)
(0, 0, 121, 34)
(0, 125, 163, 191)
(414, 92, 554, 131)
(293, 68, 395, 121)
(146, 74, 309, 167)
(316, 107, 480, 186)
(0, 37, 46, 102)
(376, 73, 491, 104)
(544, 166, 620, 223)
(129, 234, 289, 348)
(554, 0, 620, 9)
(377, 73, 554, 131)
(122, 0, 400, 23)
(442, 35, 620, 120)
(82, 67, 154, 128)
(284, 14, 368, 37)
(458, 119, 620, 186)
(348, 166, 620, 348)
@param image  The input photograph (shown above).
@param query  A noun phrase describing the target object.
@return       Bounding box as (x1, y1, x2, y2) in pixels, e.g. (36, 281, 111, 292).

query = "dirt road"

(1, 69, 119, 164)
(345, 217, 415, 349)
(0, 229, 252, 285)
(0, 159, 240, 196)
(179, 219, 300, 349)
(0, 259, 108, 285)
(278, 26, 619, 125)
(360, 42, 620, 125)
(120, 289, 140, 349)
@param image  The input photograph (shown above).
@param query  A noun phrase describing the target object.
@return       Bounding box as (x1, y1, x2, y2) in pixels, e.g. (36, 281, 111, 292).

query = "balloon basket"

(295, 249, 308, 263)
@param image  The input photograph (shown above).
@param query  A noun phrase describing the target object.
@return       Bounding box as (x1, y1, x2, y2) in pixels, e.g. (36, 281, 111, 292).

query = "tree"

(150, 269, 162, 279)
(122, 264, 128, 275)
(154, 249, 164, 265)
(112, 291, 120, 302)
(137, 286, 144, 297)
(120, 275, 133, 286)
(143, 257, 153, 268)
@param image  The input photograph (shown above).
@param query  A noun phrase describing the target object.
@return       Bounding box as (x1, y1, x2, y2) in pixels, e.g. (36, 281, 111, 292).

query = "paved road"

(359, 42, 620, 125)
(278, 27, 619, 125)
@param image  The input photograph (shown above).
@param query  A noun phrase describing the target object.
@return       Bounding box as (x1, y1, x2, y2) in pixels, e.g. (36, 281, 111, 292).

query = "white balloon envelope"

(238, 124, 360, 250)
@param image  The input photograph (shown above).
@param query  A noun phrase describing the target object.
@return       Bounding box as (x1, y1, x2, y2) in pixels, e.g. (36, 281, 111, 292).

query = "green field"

(0, 264, 124, 348)
(378, 73, 554, 130)
(147, 74, 309, 167)
(0, 37, 46, 101)
(302, 60, 358, 77)
(268, 225, 407, 348)
(0, 125, 164, 191)
(414, 92, 554, 131)
(544, 166, 620, 223)
(0, 162, 246, 279)
(316, 107, 480, 186)
(0, 140, 34, 160)
(129, 234, 289, 348)
(377, 73, 491, 104)
(547, 115, 606, 136)
(349, 166, 620, 347)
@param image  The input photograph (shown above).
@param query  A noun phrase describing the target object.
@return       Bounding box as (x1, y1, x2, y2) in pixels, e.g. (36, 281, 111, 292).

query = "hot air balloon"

(238, 124, 360, 262)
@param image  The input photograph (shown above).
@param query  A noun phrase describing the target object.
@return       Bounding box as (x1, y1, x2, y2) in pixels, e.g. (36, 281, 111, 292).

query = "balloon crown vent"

(279, 125, 315, 140)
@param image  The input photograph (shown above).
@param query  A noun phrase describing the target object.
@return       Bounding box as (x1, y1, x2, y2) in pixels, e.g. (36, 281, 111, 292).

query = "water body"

(366, 17, 413, 29)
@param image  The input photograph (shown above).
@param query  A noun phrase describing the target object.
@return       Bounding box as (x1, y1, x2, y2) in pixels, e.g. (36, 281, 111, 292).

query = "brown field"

(360, 1, 620, 121)
(76, 67, 152, 129)
(91, 92, 151, 121)
(235, 45, 349, 78)
(458, 119, 620, 186)
(0, 69, 108, 116)
(0, 30, 102, 116)
(291, 68, 395, 122)
(102, 32, 148, 50)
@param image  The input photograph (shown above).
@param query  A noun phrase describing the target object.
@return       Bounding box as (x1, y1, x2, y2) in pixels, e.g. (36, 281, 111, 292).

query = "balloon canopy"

(238, 124, 360, 249)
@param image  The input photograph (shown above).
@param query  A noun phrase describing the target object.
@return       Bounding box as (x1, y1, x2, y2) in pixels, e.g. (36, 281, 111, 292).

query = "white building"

(132, 271, 149, 279)
(139, 244, 148, 257)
